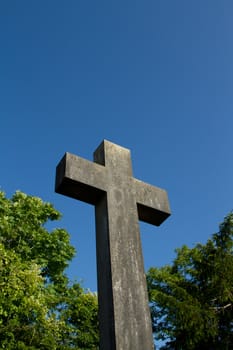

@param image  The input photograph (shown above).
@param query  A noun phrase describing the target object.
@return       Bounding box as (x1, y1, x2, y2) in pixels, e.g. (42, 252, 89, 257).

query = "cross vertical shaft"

(55, 140, 170, 350)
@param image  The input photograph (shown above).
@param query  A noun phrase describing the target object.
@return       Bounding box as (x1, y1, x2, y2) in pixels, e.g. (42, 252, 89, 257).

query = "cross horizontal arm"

(55, 152, 107, 205)
(134, 179, 171, 226)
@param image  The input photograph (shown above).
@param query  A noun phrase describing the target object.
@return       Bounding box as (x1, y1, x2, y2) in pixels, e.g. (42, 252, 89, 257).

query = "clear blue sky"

(1, 1, 233, 295)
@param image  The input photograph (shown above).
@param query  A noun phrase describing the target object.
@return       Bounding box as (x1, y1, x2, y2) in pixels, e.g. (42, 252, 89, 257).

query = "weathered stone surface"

(55, 140, 171, 350)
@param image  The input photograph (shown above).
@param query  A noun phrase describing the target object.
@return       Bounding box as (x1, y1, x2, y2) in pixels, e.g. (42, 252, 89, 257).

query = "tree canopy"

(0, 191, 99, 349)
(1, 190, 232, 349)
(147, 213, 233, 349)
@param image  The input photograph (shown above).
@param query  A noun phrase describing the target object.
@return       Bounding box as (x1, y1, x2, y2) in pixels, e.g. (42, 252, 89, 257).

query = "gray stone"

(55, 140, 170, 350)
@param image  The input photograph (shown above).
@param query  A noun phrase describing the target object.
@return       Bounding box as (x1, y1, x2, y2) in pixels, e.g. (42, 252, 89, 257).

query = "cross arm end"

(55, 152, 105, 205)
(134, 179, 171, 226)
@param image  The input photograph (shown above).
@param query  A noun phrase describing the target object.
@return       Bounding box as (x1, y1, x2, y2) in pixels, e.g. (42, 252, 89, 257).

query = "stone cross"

(55, 140, 170, 350)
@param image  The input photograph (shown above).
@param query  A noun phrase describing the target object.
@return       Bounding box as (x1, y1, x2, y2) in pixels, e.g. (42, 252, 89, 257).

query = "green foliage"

(0, 191, 99, 349)
(147, 213, 233, 350)
(59, 284, 99, 349)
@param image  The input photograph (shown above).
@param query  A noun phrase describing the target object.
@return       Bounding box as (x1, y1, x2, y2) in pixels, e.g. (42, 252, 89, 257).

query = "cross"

(55, 140, 170, 350)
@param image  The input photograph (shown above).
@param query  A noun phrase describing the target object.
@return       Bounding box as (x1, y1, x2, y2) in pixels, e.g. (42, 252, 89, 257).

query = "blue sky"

(1, 0, 233, 300)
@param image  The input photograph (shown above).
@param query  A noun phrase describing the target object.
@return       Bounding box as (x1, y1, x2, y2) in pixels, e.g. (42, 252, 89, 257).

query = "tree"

(147, 213, 233, 350)
(0, 191, 99, 349)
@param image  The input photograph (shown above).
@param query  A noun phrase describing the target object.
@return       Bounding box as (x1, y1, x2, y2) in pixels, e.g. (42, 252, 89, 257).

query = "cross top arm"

(55, 142, 171, 226)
